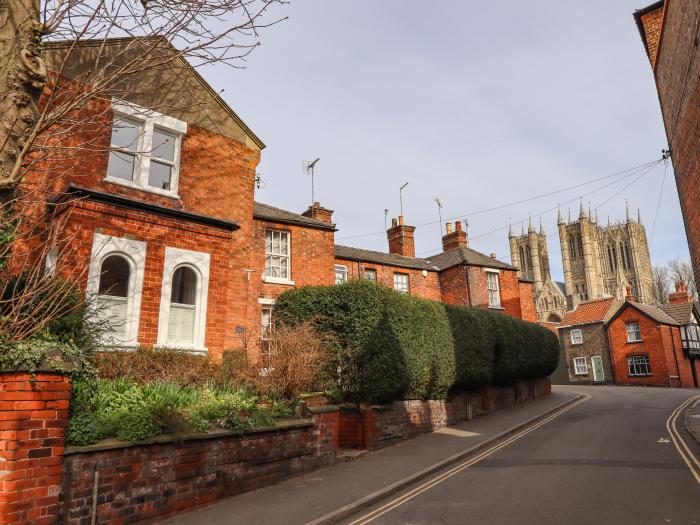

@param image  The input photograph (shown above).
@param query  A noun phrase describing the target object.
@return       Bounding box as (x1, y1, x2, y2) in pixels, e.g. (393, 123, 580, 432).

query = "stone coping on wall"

(64, 416, 315, 455)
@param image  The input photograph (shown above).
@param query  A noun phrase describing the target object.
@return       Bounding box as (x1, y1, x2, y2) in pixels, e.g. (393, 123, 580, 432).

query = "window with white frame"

(486, 271, 501, 308)
(261, 306, 273, 341)
(157, 247, 210, 352)
(573, 357, 588, 375)
(570, 329, 583, 345)
(264, 230, 290, 280)
(335, 264, 348, 285)
(627, 355, 651, 376)
(626, 322, 642, 343)
(363, 268, 377, 282)
(106, 101, 186, 198)
(393, 273, 409, 294)
(87, 234, 146, 347)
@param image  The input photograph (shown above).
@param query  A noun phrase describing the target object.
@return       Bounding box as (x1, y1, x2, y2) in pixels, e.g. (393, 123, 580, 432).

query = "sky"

(206, 0, 689, 281)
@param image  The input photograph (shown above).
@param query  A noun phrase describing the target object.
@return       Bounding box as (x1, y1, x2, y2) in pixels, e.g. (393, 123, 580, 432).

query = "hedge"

(274, 280, 559, 403)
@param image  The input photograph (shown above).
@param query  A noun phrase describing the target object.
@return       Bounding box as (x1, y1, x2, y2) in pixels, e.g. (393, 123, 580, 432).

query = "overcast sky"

(209, 0, 688, 281)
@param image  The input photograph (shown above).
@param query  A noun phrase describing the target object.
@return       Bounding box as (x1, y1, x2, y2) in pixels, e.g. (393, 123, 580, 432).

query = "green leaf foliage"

(274, 280, 560, 402)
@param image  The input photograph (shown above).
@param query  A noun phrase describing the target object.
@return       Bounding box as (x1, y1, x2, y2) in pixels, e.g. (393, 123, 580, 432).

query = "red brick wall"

(607, 306, 684, 387)
(60, 409, 339, 525)
(645, 0, 700, 285)
(54, 198, 237, 362)
(518, 281, 537, 322)
(0, 373, 70, 525)
(640, 5, 665, 66)
(337, 258, 442, 302)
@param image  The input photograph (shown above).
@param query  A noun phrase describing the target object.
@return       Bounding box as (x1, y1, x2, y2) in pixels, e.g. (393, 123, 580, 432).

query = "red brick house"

(634, 0, 700, 285)
(606, 301, 694, 388)
(22, 37, 537, 362)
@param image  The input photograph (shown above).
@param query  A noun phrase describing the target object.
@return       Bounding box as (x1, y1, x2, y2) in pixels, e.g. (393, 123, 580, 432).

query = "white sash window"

(96, 255, 131, 344)
(167, 267, 198, 347)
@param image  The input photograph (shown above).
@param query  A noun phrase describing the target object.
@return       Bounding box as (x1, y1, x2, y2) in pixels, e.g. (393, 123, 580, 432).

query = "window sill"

(570, 342, 583, 346)
(154, 344, 208, 355)
(626, 340, 643, 344)
(488, 306, 505, 310)
(97, 344, 139, 352)
(262, 276, 296, 286)
(574, 373, 589, 376)
(104, 176, 180, 200)
(627, 374, 653, 378)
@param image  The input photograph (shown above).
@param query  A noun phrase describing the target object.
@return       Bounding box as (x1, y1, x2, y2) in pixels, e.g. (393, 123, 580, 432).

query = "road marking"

(347, 393, 591, 525)
(667, 395, 700, 486)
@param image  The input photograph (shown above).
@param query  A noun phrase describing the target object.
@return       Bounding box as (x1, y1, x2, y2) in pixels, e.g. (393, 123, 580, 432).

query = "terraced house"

(24, 37, 536, 362)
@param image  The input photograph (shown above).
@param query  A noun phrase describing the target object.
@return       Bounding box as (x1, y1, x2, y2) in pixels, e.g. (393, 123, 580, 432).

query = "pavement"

(685, 396, 700, 444)
(162, 389, 581, 525)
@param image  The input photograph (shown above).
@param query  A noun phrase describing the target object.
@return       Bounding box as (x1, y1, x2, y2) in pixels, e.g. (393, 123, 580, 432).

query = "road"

(341, 386, 700, 525)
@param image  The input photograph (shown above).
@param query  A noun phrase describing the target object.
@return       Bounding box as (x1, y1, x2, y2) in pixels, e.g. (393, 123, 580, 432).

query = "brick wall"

(60, 409, 339, 525)
(606, 306, 694, 387)
(644, 0, 700, 285)
(559, 323, 614, 384)
(518, 281, 537, 322)
(337, 258, 442, 302)
(0, 372, 70, 525)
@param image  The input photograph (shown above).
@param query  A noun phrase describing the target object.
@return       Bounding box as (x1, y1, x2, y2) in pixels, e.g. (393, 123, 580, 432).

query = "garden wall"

(339, 378, 551, 450)
(59, 407, 339, 525)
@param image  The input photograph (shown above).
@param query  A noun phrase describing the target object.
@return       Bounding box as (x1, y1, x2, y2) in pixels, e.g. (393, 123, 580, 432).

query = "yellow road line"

(667, 395, 700, 486)
(348, 393, 591, 525)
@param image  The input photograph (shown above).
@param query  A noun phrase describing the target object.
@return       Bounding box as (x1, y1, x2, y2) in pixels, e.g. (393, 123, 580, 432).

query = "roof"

(424, 246, 515, 272)
(334, 245, 438, 271)
(559, 298, 621, 328)
(54, 184, 239, 231)
(253, 202, 336, 231)
(554, 281, 566, 296)
(633, 1, 665, 56)
(661, 302, 697, 325)
(608, 301, 680, 326)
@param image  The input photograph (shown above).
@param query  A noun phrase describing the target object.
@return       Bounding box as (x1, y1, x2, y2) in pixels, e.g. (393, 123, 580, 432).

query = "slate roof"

(559, 298, 621, 328)
(424, 246, 515, 272)
(661, 302, 696, 325)
(334, 245, 438, 271)
(253, 202, 336, 231)
(554, 281, 566, 296)
(609, 301, 680, 326)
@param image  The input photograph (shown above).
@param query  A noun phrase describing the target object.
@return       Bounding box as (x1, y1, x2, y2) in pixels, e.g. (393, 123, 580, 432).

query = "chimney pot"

(490, 253, 497, 259)
(392, 218, 398, 228)
(455, 221, 462, 232)
(446, 222, 453, 235)
(399, 215, 404, 226)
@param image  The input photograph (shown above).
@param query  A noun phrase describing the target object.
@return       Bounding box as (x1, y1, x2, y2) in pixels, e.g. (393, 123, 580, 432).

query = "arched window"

(569, 237, 576, 258)
(519, 246, 525, 268)
(577, 235, 584, 258)
(526, 246, 532, 269)
(96, 254, 131, 342)
(167, 266, 198, 346)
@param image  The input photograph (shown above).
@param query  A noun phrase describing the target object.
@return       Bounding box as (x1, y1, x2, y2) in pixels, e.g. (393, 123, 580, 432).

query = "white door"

(591, 356, 605, 383)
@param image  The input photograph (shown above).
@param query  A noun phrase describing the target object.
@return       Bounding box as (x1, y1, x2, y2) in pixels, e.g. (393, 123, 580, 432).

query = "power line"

(336, 158, 662, 241)
(651, 159, 669, 242)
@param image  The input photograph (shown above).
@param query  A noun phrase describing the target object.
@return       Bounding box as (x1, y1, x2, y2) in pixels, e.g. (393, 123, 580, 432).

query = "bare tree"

(667, 258, 697, 300)
(652, 265, 670, 305)
(0, 0, 286, 340)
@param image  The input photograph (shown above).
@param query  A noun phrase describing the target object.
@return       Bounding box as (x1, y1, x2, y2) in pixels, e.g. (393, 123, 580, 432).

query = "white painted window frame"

(573, 357, 588, 376)
(263, 229, 294, 285)
(87, 233, 146, 348)
(156, 247, 210, 353)
(335, 264, 348, 285)
(485, 269, 501, 308)
(393, 272, 409, 294)
(106, 99, 187, 200)
(570, 329, 583, 345)
(626, 322, 642, 343)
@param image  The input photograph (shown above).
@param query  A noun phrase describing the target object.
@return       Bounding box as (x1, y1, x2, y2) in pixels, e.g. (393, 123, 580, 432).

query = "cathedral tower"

(558, 201, 654, 308)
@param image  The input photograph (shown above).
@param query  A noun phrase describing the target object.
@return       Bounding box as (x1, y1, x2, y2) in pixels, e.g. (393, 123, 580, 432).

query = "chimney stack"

(625, 285, 636, 303)
(387, 216, 416, 258)
(668, 280, 691, 304)
(442, 221, 468, 252)
(302, 202, 334, 223)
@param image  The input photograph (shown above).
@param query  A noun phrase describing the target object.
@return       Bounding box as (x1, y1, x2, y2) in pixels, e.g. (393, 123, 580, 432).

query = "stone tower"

(509, 217, 567, 322)
(557, 201, 654, 308)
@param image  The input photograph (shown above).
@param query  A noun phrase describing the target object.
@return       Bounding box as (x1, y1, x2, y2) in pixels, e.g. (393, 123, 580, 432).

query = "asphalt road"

(341, 386, 700, 525)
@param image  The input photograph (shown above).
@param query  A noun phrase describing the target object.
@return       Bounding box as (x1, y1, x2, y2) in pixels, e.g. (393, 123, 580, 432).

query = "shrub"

(275, 280, 455, 402)
(446, 305, 495, 390)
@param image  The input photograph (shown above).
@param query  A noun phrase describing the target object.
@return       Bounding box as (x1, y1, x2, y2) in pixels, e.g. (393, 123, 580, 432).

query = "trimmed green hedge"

(274, 280, 559, 403)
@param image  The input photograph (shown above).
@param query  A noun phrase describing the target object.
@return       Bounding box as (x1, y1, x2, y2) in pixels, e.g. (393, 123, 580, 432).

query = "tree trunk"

(0, 0, 47, 203)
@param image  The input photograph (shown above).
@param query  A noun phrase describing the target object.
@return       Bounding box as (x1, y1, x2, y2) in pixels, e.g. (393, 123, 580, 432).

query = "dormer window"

(106, 100, 187, 198)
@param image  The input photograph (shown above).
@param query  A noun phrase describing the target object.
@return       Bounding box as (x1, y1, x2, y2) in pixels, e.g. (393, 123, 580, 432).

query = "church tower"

(558, 201, 654, 308)
(509, 217, 566, 322)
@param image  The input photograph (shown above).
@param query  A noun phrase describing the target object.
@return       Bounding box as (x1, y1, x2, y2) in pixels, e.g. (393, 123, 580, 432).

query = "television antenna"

(435, 197, 443, 236)
(399, 182, 409, 217)
(384, 208, 389, 230)
(303, 157, 320, 218)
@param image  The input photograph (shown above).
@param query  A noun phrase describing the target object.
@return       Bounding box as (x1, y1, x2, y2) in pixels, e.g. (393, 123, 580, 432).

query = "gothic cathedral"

(509, 202, 655, 322)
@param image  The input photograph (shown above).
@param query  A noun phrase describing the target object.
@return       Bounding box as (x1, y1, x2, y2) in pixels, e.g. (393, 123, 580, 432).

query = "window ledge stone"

(262, 276, 295, 286)
(104, 176, 180, 200)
